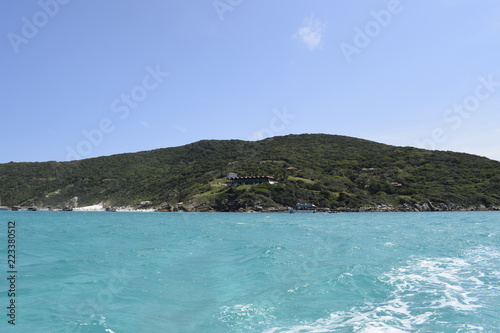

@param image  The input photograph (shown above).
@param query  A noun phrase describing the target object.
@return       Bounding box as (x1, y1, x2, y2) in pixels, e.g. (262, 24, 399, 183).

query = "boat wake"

(262, 246, 499, 333)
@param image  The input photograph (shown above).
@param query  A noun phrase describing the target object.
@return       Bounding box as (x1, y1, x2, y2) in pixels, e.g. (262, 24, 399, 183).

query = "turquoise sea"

(0, 211, 499, 332)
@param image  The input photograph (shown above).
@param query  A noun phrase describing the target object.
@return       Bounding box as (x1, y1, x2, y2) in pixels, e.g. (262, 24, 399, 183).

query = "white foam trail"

(264, 246, 499, 333)
(384, 256, 483, 312)
(219, 303, 276, 329)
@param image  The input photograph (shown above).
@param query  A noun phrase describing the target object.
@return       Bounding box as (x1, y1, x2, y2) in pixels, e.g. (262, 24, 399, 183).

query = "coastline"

(5, 203, 499, 213)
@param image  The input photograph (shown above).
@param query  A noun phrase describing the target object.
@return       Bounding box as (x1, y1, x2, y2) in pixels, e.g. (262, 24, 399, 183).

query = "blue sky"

(2, 0, 500, 162)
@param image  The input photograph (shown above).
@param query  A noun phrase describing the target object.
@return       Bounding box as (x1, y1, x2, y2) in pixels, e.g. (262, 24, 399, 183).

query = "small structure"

(138, 201, 152, 209)
(288, 203, 316, 214)
(227, 175, 275, 186)
(227, 172, 238, 178)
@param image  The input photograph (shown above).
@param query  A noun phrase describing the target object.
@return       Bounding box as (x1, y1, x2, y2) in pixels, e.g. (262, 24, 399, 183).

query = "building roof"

(227, 175, 275, 180)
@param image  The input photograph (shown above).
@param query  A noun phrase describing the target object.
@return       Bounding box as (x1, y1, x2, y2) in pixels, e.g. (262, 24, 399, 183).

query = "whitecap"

(218, 303, 276, 329)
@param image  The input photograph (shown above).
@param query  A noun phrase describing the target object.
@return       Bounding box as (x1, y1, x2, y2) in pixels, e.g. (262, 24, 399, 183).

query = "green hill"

(1, 134, 500, 212)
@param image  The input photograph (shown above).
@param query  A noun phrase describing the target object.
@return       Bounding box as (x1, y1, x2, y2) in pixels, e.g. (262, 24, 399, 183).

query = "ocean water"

(0, 211, 499, 332)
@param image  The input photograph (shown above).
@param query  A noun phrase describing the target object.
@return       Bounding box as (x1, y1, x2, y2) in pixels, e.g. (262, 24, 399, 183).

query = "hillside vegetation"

(1, 134, 500, 212)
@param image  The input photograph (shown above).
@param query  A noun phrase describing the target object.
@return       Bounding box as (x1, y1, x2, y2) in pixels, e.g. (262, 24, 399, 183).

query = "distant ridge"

(1, 134, 499, 212)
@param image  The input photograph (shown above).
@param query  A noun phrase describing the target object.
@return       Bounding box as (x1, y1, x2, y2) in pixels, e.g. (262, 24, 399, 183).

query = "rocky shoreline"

(5, 202, 500, 213)
(163, 203, 500, 213)
(174, 200, 500, 213)
(348, 203, 500, 213)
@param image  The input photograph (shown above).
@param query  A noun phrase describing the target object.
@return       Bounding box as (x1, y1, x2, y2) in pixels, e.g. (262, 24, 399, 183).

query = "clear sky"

(2, 0, 500, 163)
